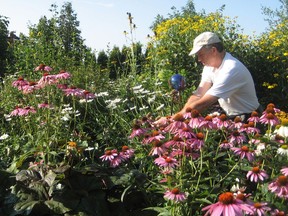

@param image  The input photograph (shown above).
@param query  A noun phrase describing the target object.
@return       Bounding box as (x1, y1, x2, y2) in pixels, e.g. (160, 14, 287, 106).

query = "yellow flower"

(68, 141, 77, 148)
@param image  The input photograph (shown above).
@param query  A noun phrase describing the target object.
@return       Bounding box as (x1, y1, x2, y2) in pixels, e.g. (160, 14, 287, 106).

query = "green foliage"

(1, 0, 288, 215)
(0, 15, 9, 76)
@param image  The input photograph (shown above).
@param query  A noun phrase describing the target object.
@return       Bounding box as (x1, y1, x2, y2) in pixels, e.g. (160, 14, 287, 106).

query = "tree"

(0, 15, 9, 77)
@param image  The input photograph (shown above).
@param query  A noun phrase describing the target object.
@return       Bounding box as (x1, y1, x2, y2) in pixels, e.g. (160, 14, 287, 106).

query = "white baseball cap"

(189, 32, 221, 56)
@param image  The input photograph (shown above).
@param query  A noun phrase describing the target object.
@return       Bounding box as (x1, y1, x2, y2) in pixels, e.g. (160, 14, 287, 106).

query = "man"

(155, 31, 260, 125)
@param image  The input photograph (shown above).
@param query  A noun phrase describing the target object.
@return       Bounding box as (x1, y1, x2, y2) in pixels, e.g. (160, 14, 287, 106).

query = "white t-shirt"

(201, 52, 259, 116)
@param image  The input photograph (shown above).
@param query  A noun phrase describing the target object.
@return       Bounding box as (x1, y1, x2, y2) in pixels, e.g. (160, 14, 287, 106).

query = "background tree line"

(1, 0, 288, 109)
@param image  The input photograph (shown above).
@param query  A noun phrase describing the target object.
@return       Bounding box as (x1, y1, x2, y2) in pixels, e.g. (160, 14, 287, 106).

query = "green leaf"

(44, 170, 57, 187)
(45, 200, 71, 214)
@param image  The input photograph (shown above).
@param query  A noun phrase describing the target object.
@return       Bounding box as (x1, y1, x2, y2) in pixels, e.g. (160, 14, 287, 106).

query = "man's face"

(196, 45, 214, 66)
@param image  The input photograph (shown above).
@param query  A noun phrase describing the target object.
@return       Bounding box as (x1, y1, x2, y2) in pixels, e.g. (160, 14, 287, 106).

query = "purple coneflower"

(259, 112, 280, 126)
(219, 140, 234, 149)
(12, 76, 29, 90)
(213, 114, 231, 129)
(202, 192, 253, 216)
(55, 70, 71, 79)
(22, 81, 40, 94)
(164, 188, 186, 202)
(228, 130, 247, 145)
(188, 132, 205, 149)
(199, 115, 217, 130)
(62, 86, 84, 97)
(38, 102, 53, 109)
(154, 155, 178, 169)
(246, 166, 269, 182)
(100, 149, 118, 162)
(268, 175, 288, 199)
(142, 130, 165, 144)
(37, 73, 58, 88)
(231, 146, 255, 162)
(281, 167, 288, 176)
(129, 123, 147, 139)
(175, 126, 195, 139)
(247, 111, 260, 123)
(188, 109, 204, 129)
(164, 135, 186, 148)
(34, 63, 53, 72)
(271, 209, 287, 216)
(10, 106, 36, 116)
(150, 140, 168, 156)
(240, 122, 261, 134)
(229, 116, 244, 130)
(249, 202, 271, 216)
(164, 114, 187, 134)
(119, 145, 134, 160)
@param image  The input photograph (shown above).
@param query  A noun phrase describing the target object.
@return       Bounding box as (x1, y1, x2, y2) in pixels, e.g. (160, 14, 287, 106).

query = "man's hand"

(152, 116, 171, 128)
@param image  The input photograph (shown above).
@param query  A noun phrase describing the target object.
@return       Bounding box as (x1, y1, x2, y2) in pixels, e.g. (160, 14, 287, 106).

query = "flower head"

(246, 166, 269, 182)
(164, 188, 187, 202)
(202, 192, 253, 216)
(268, 175, 288, 199)
(231, 146, 255, 162)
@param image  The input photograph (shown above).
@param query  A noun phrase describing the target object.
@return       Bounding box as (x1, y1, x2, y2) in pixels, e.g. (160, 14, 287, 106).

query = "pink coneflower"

(164, 114, 187, 133)
(10, 106, 23, 116)
(57, 84, 68, 89)
(250, 202, 271, 216)
(228, 130, 247, 145)
(100, 149, 118, 161)
(164, 188, 186, 202)
(199, 115, 217, 130)
(231, 146, 255, 162)
(229, 116, 244, 129)
(10, 106, 36, 116)
(268, 175, 288, 199)
(142, 130, 165, 144)
(188, 132, 205, 149)
(12, 76, 29, 90)
(55, 70, 71, 79)
(259, 112, 280, 126)
(37, 73, 58, 88)
(202, 192, 253, 216)
(240, 122, 261, 134)
(62, 86, 84, 97)
(100, 149, 123, 168)
(129, 123, 147, 139)
(119, 145, 134, 160)
(246, 166, 269, 182)
(154, 155, 178, 169)
(82, 90, 96, 100)
(150, 140, 167, 156)
(213, 114, 231, 129)
(22, 81, 40, 94)
(247, 111, 260, 123)
(265, 103, 281, 114)
(175, 126, 195, 139)
(38, 102, 53, 109)
(188, 109, 204, 129)
(34, 63, 53, 72)
(281, 167, 288, 176)
(235, 192, 254, 206)
(271, 209, 287, 216)
(219, 140, 234, 149)
(164, 135, 186, 148)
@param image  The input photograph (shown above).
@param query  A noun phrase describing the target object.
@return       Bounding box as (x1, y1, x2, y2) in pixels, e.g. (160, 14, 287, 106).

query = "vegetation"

(0, 0, 288, 215)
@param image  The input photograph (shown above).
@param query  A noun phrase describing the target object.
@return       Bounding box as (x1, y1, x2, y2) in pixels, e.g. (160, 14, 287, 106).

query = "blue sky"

(0, 0, 282, 51)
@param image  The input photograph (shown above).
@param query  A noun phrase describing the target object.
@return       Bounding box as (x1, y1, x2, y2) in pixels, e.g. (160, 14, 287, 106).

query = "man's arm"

(176, 81, 213, 115)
